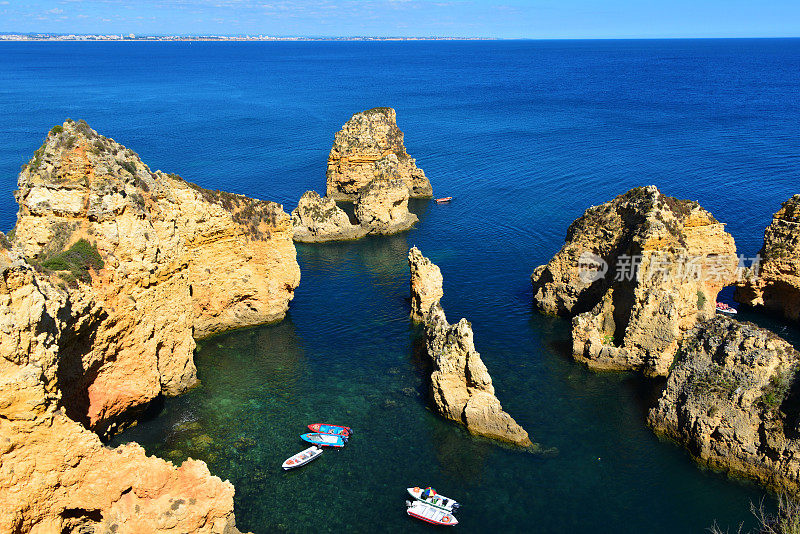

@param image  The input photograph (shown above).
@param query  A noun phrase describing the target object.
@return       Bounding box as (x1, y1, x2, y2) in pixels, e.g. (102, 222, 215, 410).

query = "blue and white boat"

(300, 432, 347, 448)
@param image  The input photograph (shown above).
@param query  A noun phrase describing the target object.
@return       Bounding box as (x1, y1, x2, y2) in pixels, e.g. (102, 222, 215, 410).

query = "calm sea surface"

(2, 39, 800, 532)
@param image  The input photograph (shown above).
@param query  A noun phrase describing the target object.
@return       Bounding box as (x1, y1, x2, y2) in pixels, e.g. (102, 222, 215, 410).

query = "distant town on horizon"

(0, 32, 497, 42)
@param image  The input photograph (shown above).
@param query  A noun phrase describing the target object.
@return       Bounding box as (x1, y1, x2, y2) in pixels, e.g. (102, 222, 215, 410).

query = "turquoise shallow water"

(2, 39, 800, 532)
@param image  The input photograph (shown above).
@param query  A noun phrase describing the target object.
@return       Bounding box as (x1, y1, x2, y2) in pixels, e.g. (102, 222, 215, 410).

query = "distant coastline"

(0, 33, 496, 42)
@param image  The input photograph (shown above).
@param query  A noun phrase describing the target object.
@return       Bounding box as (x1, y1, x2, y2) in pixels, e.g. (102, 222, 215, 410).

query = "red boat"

(435, 197, 453, 204)
(307, 423, 352, 436)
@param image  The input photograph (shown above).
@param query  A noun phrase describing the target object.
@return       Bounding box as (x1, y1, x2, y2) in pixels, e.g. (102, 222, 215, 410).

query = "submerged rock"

(290, 190, 367, 243)
(408, 246, 443, 322)
(648, 316, 800, 494)
(736, 194, 800, 320)
(409, 247, 532, 447)
(355, 177, 418, 235)
(326, 107, 432, 200)
(531, 185, 738, 376)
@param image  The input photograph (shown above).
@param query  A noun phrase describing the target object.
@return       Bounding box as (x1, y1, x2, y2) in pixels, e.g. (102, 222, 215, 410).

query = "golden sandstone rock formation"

(291, 190, 367, 242)
(1, 119, 302, 532)
(736, 194, 800, 320)
(292, 108, 428, 243)
(408, 246, 444, 323)
(353, 177, 418, 235)
(648, 316, 800, 494)
(531, 186, 738, 376)
(532, 186, 800, 495)
(408, 247, 533, 448)
(326, 107, 432, 200)
(291, 178, 418, 243)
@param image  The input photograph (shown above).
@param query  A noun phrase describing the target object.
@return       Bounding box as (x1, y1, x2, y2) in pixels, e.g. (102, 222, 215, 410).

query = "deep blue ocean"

(2, 39, 800, 533)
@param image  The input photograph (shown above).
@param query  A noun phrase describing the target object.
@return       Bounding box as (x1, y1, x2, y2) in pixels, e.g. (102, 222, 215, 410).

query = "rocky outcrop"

(648, 316, 800, 494)
(291, 180, 418, 242)
(408, 246, 443, 322)
(354, 177, 418, 235)
(0, 119, 302, 532)
(531, 186, 738, 376)
(409, 247, 532, 447)
(290, 190, 367, 242)
(10, 119, 300, 435)
(425, 302, 533, 447)
(736, 194, 800, 320)
(326, 108, 432, 200)
(0, 261, 243, 534)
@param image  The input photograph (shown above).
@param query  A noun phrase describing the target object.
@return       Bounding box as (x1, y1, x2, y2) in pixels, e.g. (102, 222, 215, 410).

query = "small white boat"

(406, 500, 458, 526)
(282, 446, 322, 470)
(716, 302, 738, 315)
(407, 487, 460, 512)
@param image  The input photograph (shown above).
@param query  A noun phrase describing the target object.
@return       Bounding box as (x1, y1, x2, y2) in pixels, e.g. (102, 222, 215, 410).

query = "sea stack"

(408, 246, 443, 322)
(291, 190, 367, 242)
(326, 107, 432, 200)
(408, 247, 533, 447)
(531, 186, 738, 376)
(648, 316, 800, 493)
(354, 177, 418, 235)
(735, 194, 800, 320)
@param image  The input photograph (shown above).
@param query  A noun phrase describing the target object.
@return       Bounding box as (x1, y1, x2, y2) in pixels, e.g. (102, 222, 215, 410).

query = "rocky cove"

(3, 115, 800, 532)
(1, 40, 799, 532)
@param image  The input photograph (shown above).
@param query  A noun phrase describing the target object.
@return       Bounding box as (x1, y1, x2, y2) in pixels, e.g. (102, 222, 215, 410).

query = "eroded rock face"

(425, 302, 533, 447)
(354, 177, 418, 235)
(409, 247, 532, 447)
(10, 119, 300, 434)
(0, 262, 243, 534)
(736, 195, 800, 320)
(531, 186, 738, 376)
(408, 246, 443, 322)
(326, 108, 432, 200)
(648, 316, 800, 493)
(290, 190, 367, 243)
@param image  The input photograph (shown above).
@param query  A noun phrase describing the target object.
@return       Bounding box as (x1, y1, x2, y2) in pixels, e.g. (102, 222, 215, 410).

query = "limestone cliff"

(10, 119, 300, 435)
(409, 247, 532, 447)
(326, 108, 432, 200)
(354, 177, 418, 235)
(736, 194, 800, 320)
(291, 190, 367, 243)
(0, 119, 301, 532)
(408, 246, 443, 322)
(0, 261, 243, 534)
(648, 316, 800, 494)
(531, 186, 738, 376)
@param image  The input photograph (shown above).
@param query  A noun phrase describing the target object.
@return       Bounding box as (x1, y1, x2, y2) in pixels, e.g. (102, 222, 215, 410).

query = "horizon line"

(2, 33, 800, 41)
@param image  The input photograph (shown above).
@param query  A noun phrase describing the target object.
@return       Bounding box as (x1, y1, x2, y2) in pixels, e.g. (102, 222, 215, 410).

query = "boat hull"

(282, 446, 323, 470)
(406, 501, 458, 526)
(300, 432, 346, 447)
(308, 423, 352, 436)
(407, 487, 459, 512)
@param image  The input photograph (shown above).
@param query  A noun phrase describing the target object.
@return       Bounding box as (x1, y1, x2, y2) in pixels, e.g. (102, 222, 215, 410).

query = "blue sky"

(1, 0, 799, 38)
